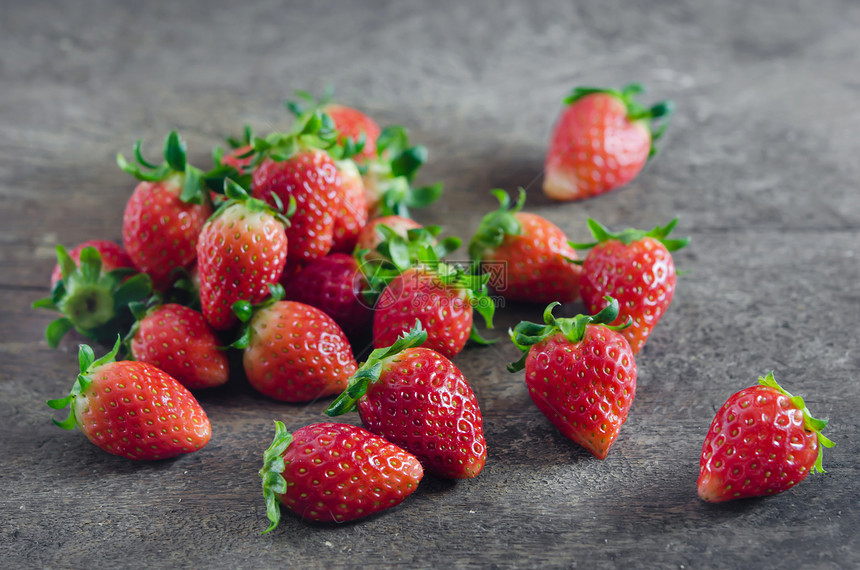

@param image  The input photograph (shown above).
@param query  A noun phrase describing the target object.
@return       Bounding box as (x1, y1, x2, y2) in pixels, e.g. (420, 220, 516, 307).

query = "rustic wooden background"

(2, 0, 858, 567)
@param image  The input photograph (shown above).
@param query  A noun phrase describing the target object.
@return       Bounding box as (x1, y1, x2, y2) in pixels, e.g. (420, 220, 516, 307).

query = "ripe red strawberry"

(252, 149, 342, 265)
(260, 421, 423, 529)
(543, 84, 672, 201)
(330, 159, 369, 253)
(327, 323, 487, 479)
(323, 103, 381, 164)
(34, 244, 151, 348)
(47, 339, 211, 460)
(50, 240, 134, 288)
(697, 373, 834, 502)
(232, 293, 357, 402)
(282, 253, 372, 339)
(118, 131, 214, 289)
(129, 303, 229, 390)
(572, 218, 689, 354)
(469, 189, 583, 303)
(196, 180, 289, 331)
(355, 215, 423, 254)
(372, 247, 494, 358)
(508, 299, 637, 459)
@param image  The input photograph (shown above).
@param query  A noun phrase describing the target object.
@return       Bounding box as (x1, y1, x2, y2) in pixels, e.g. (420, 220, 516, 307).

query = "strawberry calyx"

(507, 297, 630, 372)
(468, 188, 526, 265)
(284, 90, 369, 162)
(208, 178, 295, 228)
(250, 106, 340, 166)
(259, 420, 294, 534)
(563, 83, 674, 157)
(227, 283, 286, 349)
(33, 245, 152, 348)
(325, 321, 428, 417)
(116, 130, 218, 205)
(758, 372, 835, 473)
(569, 217, 690, 252)
(46, 337, 122, 430)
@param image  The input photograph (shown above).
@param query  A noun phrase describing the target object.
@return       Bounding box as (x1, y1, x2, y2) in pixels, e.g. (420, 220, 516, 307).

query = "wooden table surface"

(2, 1, 859, 567)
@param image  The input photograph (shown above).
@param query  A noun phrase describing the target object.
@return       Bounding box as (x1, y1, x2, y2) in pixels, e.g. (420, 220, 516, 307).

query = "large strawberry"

(231, 287, 357, 402)
(508, 299, 637, 459)
(281, 253, 373, 339)
(326, 323, 487, 479)
(572, 218, 689, 354)
(196, 180, 290, 331)
(371, 247, 494, 359)
(697, 372, 834, 502)
(543, 83, 673, 201)
(128, 302, 229, 390)
(47, 339, 211, 460)
(118, 131, 214, 289)
(469, 188, 583, 303)
(34, 244, 151, 348)
(260, 421, 423, 530)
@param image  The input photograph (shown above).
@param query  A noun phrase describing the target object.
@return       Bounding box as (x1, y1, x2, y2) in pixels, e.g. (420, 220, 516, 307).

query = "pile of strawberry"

(37, 85, 833, 531)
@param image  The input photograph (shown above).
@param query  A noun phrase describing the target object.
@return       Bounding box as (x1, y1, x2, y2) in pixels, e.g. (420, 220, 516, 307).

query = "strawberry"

(34, 244, 151, 348)
(260, 421, 423, 529)
(572, 218, 689, 354)
(469, 188, 583, 303)
(50, 240, 134, 289)
(47, 339, 211, 460)
(128, 302, 229, 390)
(508, 299, 637, 459)
(231, 288, 357, 402)
(697, 373, 834, 502)
(543, 84, 672, 201)
(118, 131, 214, 289)
(326, 323, 487, 479)
(330, 158, 369, 253)
(355, 215, 423, 255)
(371, 248, 494, 359)
(323, 103, 381, 164)
(281, 253, 373, 339)
(196, 180, 290, 331)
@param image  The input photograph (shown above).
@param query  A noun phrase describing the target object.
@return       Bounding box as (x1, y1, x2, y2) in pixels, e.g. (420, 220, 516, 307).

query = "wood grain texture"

(2, 0, 859, 567)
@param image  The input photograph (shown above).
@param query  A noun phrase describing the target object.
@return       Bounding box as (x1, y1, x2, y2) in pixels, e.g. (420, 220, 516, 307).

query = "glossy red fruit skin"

(373, 269, 472, 359)
(130, 304, 229, 390)
(324, 104, 381, 164)
(524, 326, 636, 459)
(277, 422, 423, 523)
(282, 254, 372, 339)
(243, 301, 357, 402)
(698, 386, 821, 502)
(330, 160, 369, 254)
(580, 237, 676, 354)
(50, 240, 135, 288)
(252, 150, 343, 266)
(122, 176, 212, 290)
(358, 347, 487, 479)
(355, 215, 422, 254)
(544, 93, 651, 201)
(196, 202, 288, 331)
(73, 360, 211, 460)
(480, 212, 583, 303)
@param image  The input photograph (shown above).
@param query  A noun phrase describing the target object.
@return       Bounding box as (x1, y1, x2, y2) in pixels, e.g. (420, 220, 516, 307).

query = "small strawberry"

(323, 103, 381, 164)
(281, 253, 373, 339)
(469, 188, 583, 303)
(543, 84, 672, 201)
(118, 131, 214, 289)
(196, 180, 290, 331)
(47, 339, 211, 460)
(260, 421, 423, 529)
(326, 323, 487, 479)
(330, 158, 369, 253)
(371, 248, 494, 359)
(355, 215, 423, 255)
(508, 299, 637, 459)
(231, 287, 357, 402)
(50, 240, 135, 289)
(572, 218, 689, 354)
(697, 372, 834, 502)
(128, 302, 229, 390)
(33, 244, 151, 348)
